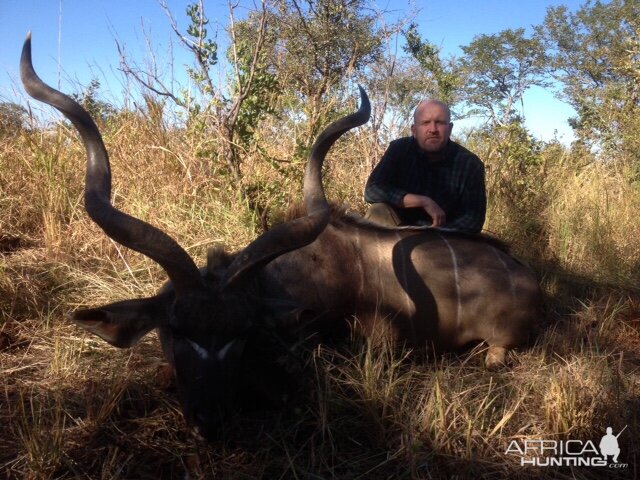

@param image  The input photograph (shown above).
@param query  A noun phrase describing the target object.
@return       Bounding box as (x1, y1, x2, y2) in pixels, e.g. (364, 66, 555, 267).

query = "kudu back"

(21, 33, 540, 438)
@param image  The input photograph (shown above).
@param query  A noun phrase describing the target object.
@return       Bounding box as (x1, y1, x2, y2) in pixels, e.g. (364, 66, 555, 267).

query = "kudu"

(21, 33, 541, 438)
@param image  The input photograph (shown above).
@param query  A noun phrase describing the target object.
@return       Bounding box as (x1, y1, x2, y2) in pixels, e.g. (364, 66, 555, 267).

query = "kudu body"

(22, 33, 540, 438)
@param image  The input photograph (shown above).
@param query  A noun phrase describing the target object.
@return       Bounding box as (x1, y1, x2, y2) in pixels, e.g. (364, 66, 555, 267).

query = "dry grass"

(546, 163, 640, 287)
(1, 106, 639, 479)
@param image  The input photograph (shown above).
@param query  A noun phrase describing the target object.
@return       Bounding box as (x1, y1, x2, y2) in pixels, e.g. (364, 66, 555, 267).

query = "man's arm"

(402, 193, 446, 227)
(366, 138, 448, 227)
(364, 140, 410, 207)
(444, 161, 486, 234)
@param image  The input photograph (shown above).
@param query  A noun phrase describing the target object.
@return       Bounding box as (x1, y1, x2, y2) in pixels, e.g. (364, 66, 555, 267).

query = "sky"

(0, 0, 587, 142)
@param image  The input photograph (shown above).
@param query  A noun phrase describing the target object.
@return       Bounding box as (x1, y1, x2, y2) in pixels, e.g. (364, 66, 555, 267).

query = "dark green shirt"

(365, 137, 486, 233)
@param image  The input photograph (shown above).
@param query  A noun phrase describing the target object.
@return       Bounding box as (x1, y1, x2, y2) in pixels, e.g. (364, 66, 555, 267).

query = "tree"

(228, 11, 280, 151)
(539, 0, 640, 172)
(119, 1, 272, 181)
(0, 103, 28, 136)
(259, 0, 386, 154)
(70, 78, 117, 126)
(459, 28, 549, 128)
(403, 23, 461, 105)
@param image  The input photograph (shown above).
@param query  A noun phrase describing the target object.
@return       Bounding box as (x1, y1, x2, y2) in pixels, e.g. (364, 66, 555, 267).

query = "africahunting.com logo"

(505, 426, 629, 468)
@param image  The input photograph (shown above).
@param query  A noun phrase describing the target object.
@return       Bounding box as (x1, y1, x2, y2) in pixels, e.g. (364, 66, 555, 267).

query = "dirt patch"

(0, 329, 29, 352)
(0, 235, 32, 254)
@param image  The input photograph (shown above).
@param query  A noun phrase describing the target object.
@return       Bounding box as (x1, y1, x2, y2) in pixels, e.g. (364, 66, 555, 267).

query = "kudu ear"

(72, 295, 170, 348)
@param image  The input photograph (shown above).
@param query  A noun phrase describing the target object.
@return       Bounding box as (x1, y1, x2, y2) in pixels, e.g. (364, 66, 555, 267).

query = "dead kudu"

(21, 34, 540, 438)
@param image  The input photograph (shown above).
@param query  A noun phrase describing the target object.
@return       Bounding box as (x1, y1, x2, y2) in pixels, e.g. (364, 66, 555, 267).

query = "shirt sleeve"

(445, 160, 486, 234)
(364, 140, 410, 207)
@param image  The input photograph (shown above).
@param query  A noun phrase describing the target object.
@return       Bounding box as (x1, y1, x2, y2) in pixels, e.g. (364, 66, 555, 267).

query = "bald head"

(411, 99, 453, 154)
(413, 100, 451, 124)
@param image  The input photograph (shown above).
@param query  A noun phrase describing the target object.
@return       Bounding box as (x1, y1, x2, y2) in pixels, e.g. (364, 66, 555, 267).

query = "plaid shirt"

(365, 137, 486, 233)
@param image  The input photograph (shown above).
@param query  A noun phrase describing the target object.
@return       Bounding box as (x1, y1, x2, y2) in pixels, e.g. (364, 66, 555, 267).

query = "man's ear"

(72, 295, 170, 348)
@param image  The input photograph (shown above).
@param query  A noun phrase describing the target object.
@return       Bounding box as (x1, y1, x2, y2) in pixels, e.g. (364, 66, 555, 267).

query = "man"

(364, 99, 486, 234)
(600, 427, 621, 463)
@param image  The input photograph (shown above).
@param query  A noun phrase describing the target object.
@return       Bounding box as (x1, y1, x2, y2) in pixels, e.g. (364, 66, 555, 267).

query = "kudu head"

(21, 33, 370, 438)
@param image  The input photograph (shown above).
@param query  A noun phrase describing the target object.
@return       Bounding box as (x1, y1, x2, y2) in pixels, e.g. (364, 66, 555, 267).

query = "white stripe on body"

(440, 235, 462, 329)
(491, 246, 516, 307)
(354, 230, 366, 299)
(374, 232, 385, 308)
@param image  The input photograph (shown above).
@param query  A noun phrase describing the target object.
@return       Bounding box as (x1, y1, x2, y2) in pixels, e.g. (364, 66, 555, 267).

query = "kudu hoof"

(485, 346, 508, 370)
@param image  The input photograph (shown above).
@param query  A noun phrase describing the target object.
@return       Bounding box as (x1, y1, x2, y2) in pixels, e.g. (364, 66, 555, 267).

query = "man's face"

(411, 101, 453, 154)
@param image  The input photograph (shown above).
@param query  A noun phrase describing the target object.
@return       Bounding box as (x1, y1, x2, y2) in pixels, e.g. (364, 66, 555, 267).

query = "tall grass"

(1, 99, 639, 479)
(546, 163, 640, 286)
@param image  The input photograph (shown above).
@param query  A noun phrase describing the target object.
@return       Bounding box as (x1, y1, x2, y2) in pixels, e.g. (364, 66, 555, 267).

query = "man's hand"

(402, 194, 446, 227)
